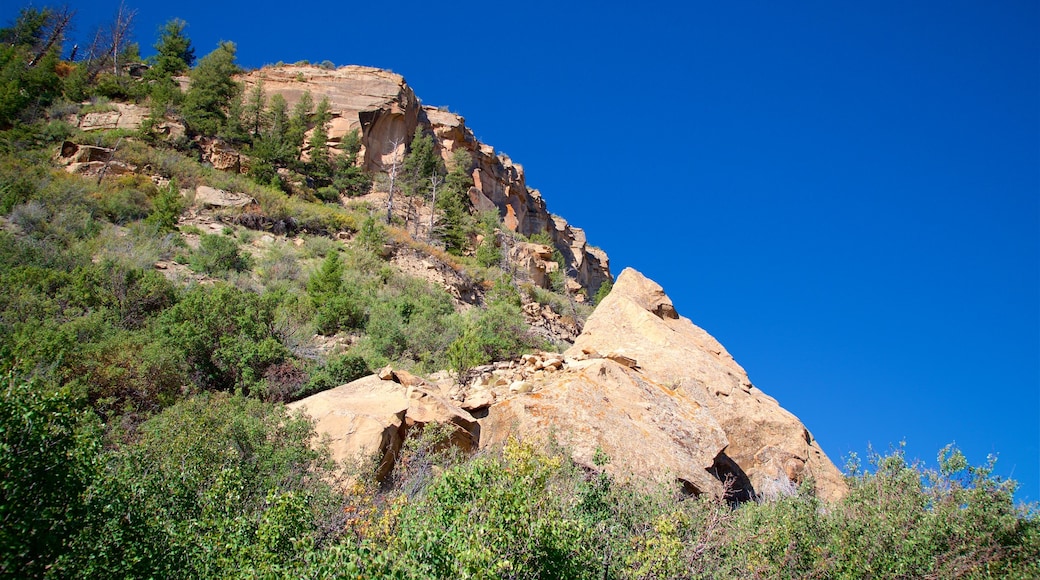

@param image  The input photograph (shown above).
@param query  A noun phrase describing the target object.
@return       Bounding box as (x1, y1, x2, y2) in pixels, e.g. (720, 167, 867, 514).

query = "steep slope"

(293, 268, 847, 502)
(238, 65, 611, 295)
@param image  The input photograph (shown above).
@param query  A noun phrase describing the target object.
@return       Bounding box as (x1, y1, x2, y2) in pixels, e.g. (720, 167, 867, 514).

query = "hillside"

(0, 7, 1037, 578)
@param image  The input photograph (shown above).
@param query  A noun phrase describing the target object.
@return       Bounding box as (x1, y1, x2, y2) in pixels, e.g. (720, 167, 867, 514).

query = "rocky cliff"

(290, 268, 847, 503)
(237, 65, 611, 296)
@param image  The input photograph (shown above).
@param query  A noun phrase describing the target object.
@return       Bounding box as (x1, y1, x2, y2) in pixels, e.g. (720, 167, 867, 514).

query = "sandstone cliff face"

(292, 268, 847, 503)
(237, 65, 610, 295)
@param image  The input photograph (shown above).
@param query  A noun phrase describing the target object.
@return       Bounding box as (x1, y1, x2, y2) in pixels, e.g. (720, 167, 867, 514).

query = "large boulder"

(287, 372, 478, 481)
(478, 356, 731, 497)
(561, 268, 848, 502)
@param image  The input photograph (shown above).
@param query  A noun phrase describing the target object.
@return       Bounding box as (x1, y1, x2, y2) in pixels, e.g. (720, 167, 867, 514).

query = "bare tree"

(26, 6, 74, 67)
(427, 173, 443, 242)
(109, 1, 135, 76)
(384, 136, 403, 224)
(80, 1, 136, 80)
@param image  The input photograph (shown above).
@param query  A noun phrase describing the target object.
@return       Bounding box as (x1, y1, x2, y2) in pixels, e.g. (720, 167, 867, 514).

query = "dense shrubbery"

(4, 386, 1036, 579)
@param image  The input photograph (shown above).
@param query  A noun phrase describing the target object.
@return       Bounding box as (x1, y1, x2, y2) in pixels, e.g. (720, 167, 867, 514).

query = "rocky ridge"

(290, 268, 848, 502)
(237, 65, 611, 296)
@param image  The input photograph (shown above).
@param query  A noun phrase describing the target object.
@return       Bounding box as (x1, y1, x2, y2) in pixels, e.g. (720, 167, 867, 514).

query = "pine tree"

(242, 80, 267, 138)
(401, 127, 444, 234)
(435, 149, 473, 254)
(145, 19, 194, 80)
(286, 90, 313, 161)
(331, 129, 371, 197)
(181, 41, 241, 136)
(308, 96, 333, 186)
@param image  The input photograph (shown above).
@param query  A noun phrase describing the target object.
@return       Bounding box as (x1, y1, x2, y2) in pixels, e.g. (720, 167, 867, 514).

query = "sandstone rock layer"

(237, 65, 610, 295)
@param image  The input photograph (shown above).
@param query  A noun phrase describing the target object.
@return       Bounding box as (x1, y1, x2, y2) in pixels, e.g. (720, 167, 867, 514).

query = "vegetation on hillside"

(0, 5, 1037, 578)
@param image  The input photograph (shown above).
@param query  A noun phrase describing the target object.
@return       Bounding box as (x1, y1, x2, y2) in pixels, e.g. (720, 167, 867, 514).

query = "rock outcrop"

(293, 268, 847, 502)
(286, 371, 478, 481)
(236, 65, 610, 295)
(560, 268, 847, 502)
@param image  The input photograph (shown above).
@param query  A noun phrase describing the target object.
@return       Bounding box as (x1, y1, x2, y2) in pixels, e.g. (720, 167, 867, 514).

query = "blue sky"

(5, 1, 1038, 501)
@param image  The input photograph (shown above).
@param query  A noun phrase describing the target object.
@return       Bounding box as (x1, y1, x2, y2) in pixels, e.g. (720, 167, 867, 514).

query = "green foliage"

(0, 375, 101, 579)
(158, 283, 287, 393)
(303, 353, 370, 396)
(146, 18, 195, 80)
(286, 90, 313, 159)
(54, 393, 344, 578)
(182, 41, 242, 136)
(475, 233, 502, 267)
(353, 274, 462, 371)
(308, 250, 366, 335)
(190, 232, 253, 274)
(307, 96, 333, 184)
(0, 8, 66, 127)
(331, 129, 372, 197)
(145, 178, 185, 231)
(402, 126, 443, 198)
(593, 279, 613, 305)
(357, 214, 386, 251)
(435, 148, 473, 254)
(447, 279, 535, 376)
(393, 438, 599, 579)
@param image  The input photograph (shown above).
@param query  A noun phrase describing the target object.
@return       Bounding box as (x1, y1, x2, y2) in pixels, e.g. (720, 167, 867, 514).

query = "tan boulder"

(75, 102, 149, 132)
(564, 268, 847, 502)
(193, 186, 255, 209)
(287, 374, 478, 481)
(479, 357, 729, 497)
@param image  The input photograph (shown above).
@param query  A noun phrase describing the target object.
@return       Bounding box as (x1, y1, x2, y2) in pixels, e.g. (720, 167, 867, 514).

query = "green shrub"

(190, 232, 253, 275)
(0, 375, 101, 579)
(302, 353, 370, 397)
(158, 283, 288, 394)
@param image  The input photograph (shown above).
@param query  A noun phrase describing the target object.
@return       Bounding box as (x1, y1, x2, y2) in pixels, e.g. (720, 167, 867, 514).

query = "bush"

(158, 283, 288, 394)
(302, 353, 370, 397)
(190, 232, 253, 275)
(0, 375, 101, 579)
(52, 394, 345, 578)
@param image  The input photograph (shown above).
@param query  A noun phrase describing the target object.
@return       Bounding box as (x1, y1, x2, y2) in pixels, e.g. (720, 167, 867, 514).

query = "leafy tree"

(0, 375, 101, 579)
(54, 394, 344, 578)
(182, 41, 241, 136)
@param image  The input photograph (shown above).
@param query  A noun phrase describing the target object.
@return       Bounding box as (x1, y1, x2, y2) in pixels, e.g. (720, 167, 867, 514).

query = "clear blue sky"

(6, 1, 1038, 502)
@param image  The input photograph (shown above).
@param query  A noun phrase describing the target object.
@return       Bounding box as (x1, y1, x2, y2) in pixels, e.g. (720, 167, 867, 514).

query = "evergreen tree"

(402, 127, 444, 233)
(436, 149, 474, 255)
(242, 80, 267, 138)
(146, 19, 194, 80)
(331, 129, 371, 197)
(181, 41, 241, 136)
(0, 7, 68, 127)
(286, 90, 313, 160)
(307, 96, 332, 186)
(403, 126, 442, 198)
